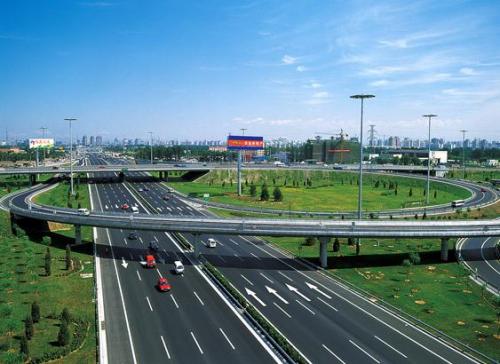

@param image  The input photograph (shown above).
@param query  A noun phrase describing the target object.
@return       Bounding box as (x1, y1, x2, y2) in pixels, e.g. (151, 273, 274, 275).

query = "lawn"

(0, 210, 96, 364)
(168, 169, 471, 212)
(446, 168, 500, 183)
(260, 234, 500, 359)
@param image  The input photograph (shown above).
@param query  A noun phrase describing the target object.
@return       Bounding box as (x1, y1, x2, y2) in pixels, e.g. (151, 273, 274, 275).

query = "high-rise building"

(82, 135, 88, 146)
(90, 136, 95, 145)
(96, 136, 102, 146)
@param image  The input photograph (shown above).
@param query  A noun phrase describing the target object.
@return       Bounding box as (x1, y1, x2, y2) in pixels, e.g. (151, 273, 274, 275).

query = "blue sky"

(1, 0, 500, 142)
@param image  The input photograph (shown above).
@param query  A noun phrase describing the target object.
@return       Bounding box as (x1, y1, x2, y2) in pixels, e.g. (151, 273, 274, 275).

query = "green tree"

(57, 320, 70, 346)
(409, 188, 413, 197)
(260, 184, 270, 201)
(434, 190, 437, 199)
(65, 244, 72, 270)
(25, 316, 34, 340)
(31, 302, 40, 323)
(333, 238, 340, 252)
(273, 186, 283, 202)
(61, 308, 71, 324)
(20, 335, 29, 358)
(44, 255, 51, 276)
(408, 252, 421, 265)
(303, 237, 317, 246)
(250, 183, 257, 197)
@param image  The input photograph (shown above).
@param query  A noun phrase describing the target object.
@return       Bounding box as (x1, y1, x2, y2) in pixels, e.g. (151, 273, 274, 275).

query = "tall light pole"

(350, 94, 375, 256)
(147, 132, 153, 164)
(423, 114, 437, 206)
(64, 118, 77, 196)
(237, 128, 247, 196)
(460, 129, 467, 179)
(40, 127, 48, 165)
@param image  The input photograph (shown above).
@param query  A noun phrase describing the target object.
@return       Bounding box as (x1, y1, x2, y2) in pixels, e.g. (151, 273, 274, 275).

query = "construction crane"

(314, 129, 350, 163)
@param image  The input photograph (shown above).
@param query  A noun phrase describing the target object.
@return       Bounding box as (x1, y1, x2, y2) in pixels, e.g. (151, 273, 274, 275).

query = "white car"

(207, 238, 217, 248)
(131, 206, 139, 214)
(78, 208, 90, 216)
(173, 260, 184, 274)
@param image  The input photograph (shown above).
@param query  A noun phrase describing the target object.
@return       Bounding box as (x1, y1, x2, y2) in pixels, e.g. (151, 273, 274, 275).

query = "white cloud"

(313, 91, 329, 98)
(296, 65, 307, 72)
(310, 82, 322, 88)
(378, 30, 456, 49)
(459, 67, 477, 76)
(370, 79, 389, 87)
(282, 55, 297, 65)
(305, 91, 331, 105)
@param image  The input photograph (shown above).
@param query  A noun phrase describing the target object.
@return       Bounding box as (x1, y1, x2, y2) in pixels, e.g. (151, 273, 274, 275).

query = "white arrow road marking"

(306, 282, 332, 299)
(245, 287, 266, 307)
(285, 283, 310, 302)
(265, 286, 288, 304)
(121, 257, 128, 269)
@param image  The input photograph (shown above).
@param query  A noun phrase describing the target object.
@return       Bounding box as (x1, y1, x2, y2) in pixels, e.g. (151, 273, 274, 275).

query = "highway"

(86, 157, 280, 363)
(96, 157, 483, 363)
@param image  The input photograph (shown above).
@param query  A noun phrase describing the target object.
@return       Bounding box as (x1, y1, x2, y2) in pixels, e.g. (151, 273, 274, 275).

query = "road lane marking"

(374, 336, 407, 358)
(259, 272, 274, 283)
(245, 287, 267, 307)
(229, 238, 239, 246)
(123, 237, 128, 245)
(233, 253, 244, 261)
(322, 344, 345, 363)
(349, 340, 380, 363)
(219, 328, 235, 350)
(156, 268, 163, 278)
(296, 300, 315, 315)
(193, 291, 205, 306)
(317, 296, 338, 311)
(278, 271, 293, 282)
(136, 270, 141, 281)
(306, 282, 332, 299)
(218, 255, 226, 263)
(191, 331, 204, 355)
(240, 274, 254, 286)
(273, 302, 291, 318)
(266, 286, 288, 304)
(160, 336, 171, 359)
(146, 296, 153, 311)
(481, 238, 500, 274)
(286, 283, 311, 301)
(250, 252, 261, 260)
(171, 294, 179, 309)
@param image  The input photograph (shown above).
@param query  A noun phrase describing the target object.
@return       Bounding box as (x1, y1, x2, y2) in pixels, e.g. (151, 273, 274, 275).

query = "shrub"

(303, 237, 317, 246)
(347, 237, 354, 246)
(61, 308, 71, 324)
(31, 302, 40, 323)
(57, 320, 70, 346)
(409, 252, 421, 265)
(44, 256, 51, 276)
(249, 183, 256, 197)
(333, 238, 340, 252)
(65, 245, 71, 270)
(260, 184, 270, 201)
(409, 188, 413, 197)
(25, 315, 34, 340)
(20, 335, 29, 358)
(402, 259, 411, 267)
(273, 187, 283, 202)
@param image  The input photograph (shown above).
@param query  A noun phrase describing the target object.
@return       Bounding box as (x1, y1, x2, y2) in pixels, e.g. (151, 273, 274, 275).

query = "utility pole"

(40, 127, 48, 164)
(64, 118, 77, 196)
(460, 129, 467, 179)
(368, 124, 376, 153)
(148, 132, 153, 164)
(423, 114, 437, 207)
(350, 94, 375, 255)
(237, 128, 247, 196)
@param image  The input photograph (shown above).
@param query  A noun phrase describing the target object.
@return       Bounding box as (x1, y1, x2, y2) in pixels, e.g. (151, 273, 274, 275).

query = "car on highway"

(173, 260, 184, 274)
(131, 206, 139, 213)
(145, 254, 156, 268)
(77, 208, 90, 216)
(157, 277, 171, 292)
(128, 232, 138, 240)
(207, 238, 217, 248)
(120, 203, 129, 210)
(138, 188, 144, 192)
(480, 188, 487, 193)
(162, 195, 170, 201)
(143, 187, 150, 192)
(149, 241, 160, 251)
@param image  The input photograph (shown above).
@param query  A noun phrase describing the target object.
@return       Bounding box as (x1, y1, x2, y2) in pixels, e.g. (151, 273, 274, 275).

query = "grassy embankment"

(167, 169, 470, 212)
(0, 182, 95, 363)
(0, 174, 53, 194)
(446, 169, 500, 183)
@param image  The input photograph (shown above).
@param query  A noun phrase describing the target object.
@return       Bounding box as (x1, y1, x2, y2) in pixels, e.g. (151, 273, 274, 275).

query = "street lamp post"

(237, 128, 247, 196)
(147, 132, 153, 164)
(350, 94, 375, 255)
(460, 129, 467, 179)
(423, 114, 437, 206)
(64, 118, 77, 196)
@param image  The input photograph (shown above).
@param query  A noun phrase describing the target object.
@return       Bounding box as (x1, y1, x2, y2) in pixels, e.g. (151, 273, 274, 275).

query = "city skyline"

(1, 1, 500, 141)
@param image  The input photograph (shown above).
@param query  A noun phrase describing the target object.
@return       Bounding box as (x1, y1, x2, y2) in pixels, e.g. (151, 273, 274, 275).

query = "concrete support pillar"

(193, 234, 200, 259)
(29, 174, 36, 186)
(159, 171, 163, 180)
(75, 224, 82, 245)
(165, 171, 169, 182)
(319, 237, 329, 268)
(441, 237, 449, 262)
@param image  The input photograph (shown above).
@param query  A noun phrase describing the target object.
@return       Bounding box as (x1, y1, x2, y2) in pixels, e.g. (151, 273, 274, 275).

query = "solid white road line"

(374, 335, 408, 358)
(136, 270, 142, 281)
(219, 328, 236, 350)
(259, 272, 274, 284)
(349, 339, 380, 363)
(160, 336, 171, 360)
(295, 300, 315, 315)
(146, 296, 153, 311)
(322, 344, 346, 364)
(278, 271, 293, 282)
(240, 274, 254, 286)
(193, 291, 205, 306)
(170, 294, 179, 309)
(250, 252, 261, 260)
(273, 302, 292, 318)
(229, 238, 239, 245)
(317, 296, 338, 312)
(191, 331, 204, 355)
(481, 238, 500, 274)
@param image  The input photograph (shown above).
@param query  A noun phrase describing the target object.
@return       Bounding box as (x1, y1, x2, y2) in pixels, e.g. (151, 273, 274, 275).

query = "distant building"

(90, 136, 95, 145)
(305, 137, 360, 164)
(96, 136, 103, 146)
(82, 135, 88, 146)
(486, 159, 498, 167)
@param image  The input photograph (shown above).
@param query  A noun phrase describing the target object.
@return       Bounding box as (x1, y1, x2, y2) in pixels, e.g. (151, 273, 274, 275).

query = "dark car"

(149, 241, 160, 251)
(128, 232, 138, 240)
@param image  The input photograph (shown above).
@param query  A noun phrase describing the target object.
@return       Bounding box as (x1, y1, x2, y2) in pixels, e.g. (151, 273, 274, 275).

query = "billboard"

(29, 138, 54, 149)
(227, 135, 264, 151)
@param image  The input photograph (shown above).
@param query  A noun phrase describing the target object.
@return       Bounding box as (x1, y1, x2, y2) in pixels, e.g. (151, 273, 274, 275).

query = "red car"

(157, 277, 171, 292)
(120, 203, 129, 210)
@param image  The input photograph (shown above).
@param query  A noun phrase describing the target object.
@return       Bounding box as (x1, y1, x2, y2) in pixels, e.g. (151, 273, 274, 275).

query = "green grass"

(168, 169, 470, 212)
(446, 169, 500, 183)
(35, 181, 90, 210)
(0, 211, 96, 364)
(260, 234, 500, 359)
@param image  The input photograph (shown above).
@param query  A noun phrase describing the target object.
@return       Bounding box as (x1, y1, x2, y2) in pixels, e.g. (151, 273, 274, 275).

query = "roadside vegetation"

(0, 174, 53, 194)
(446, 169, 500, 183)
(0, 210, 95, 363)
(167, 169, 470, 212)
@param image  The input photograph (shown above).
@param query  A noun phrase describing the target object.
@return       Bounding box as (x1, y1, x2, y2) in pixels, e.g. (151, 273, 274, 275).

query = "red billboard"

(227, 136, 264, 150)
